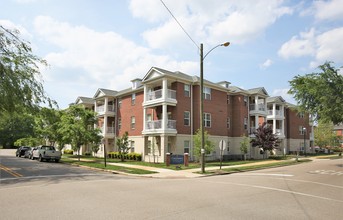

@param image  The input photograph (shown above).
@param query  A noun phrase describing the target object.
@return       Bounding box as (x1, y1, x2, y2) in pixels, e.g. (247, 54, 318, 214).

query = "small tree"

(193, 129, 215, 162)
(116, 132, 130, 162)
(240, 135, 250, 161)
(251, 122, 279, 158)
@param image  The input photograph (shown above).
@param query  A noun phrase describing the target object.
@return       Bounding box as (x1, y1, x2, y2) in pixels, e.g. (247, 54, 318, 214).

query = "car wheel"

(38, 155, 43, 162)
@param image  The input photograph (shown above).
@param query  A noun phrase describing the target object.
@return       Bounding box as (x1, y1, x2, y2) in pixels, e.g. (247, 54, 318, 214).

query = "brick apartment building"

(73, 67, 311, 162)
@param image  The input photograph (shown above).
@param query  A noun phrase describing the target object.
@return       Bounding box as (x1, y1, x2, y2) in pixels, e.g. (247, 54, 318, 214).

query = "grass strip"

(61, 158, 157, 175)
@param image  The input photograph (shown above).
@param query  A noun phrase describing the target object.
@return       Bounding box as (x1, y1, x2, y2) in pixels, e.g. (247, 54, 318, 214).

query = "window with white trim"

(131, 116, 135, 129)
(184, 140, 190, 154)
(131, 93, 136, 105)
(244, 117, 248, 129)
(227, 117, 230, 129)
(204, 113, 211, 128)
(298, 112, 304, 118)
(184, 84, 190, 97)
(203, 87, 211, 100)
(184, 111, 190, 126)
(131, 141, 135, 153)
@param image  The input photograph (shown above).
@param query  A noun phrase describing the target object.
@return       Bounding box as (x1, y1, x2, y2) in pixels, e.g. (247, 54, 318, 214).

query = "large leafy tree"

(314, 120, 340, 149)
(34, 107, 62, 146)
(193, 129, 215, 162)
(58, 105, 102, 160)
(0, 112, 35, 148)
(251, 122, 279, 155)
(0, 25, 55, 115)
(240, 135, 250, 160)
(288, 62, 343, 124)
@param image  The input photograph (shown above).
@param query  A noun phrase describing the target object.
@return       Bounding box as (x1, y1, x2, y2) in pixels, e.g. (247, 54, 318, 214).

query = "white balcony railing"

(147, 89, 176, 101)
(145, 120, 176, 130)
(268, 110, 283, 116)
(101, 126, 115, 134)
(96, 105, 115, 113)
(250, 104, 265, 111)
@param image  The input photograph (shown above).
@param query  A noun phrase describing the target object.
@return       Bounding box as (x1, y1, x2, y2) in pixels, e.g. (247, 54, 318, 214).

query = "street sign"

(219, 140, 226, 169)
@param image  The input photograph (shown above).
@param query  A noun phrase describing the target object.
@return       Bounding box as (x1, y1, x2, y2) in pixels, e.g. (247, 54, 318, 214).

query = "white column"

(143, 108, 146, 131)
(273, 119, 276, 134)
(162, 79, 168, 99)
(143, 85, 147, 102)
(162, 104, 167, 130)
(160, 135, 166, 162)
(282, 120, 285, 136)
(273, 103, 276, 117)
(104, 97, 108, 112)
(104, 115, 108, 134)
(94, 100, 97, 112)
(255, 115, 259, 128)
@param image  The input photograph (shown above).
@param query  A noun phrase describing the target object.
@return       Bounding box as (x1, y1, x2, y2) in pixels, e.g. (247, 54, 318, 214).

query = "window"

(298, 112, 304, 118)
(244, 96, 248, 106)
(299, 126, 306, 135)
(204, 113, 211, 128)
(227, 117, 230, 129)
(244, 117, 248, 129)
(131, 93, 136, 105)
(184, 140, 190, 154)
(184, 84, 190, 97)
(184, 111, 190, 126)
(227, 95, 230, 104)
(131, 141, 135, 153)
(131, 116, 135, 129)
(203, 87, 211, 100)
(147, 140, 151, 154)
(118, 98, 122, 108)
(118, 118, 121, 130)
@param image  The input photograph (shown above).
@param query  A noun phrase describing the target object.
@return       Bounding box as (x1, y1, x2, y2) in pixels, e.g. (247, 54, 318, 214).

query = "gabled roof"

(75, 96, 94, 105)
(267, 96, 286, 103)
(228, 86, 248, 94)
(142, 67, 195, 83)
(93, 88, 117, 99)
(247, 87, 269, 97)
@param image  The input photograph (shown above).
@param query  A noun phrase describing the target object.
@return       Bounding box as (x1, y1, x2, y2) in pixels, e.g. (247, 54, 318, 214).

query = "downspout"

(190, 82, 194, 161)
(114, 97, 118, 152)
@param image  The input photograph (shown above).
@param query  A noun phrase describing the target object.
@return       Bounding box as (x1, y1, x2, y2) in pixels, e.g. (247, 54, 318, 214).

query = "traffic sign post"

(219, 140, 226, 170)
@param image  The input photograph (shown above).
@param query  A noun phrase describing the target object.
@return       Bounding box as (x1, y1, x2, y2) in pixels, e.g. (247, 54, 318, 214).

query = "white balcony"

(143, 119, 177, 135)
(96, 105, 115, 114)
(101, 126, 115, 138)
(267, 109, 284, 119)
(144, 89, 177, 106)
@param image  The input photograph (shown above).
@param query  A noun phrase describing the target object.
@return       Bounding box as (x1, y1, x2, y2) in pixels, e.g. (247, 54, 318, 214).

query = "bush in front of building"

(63, 149, 74, 154)
(108, 151, 142, 161)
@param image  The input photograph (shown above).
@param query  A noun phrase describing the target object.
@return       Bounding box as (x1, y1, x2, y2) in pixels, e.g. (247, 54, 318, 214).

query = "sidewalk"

(110, 159, 293, 179)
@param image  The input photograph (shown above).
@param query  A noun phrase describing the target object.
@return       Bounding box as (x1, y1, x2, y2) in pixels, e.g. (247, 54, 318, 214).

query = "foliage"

(0, 112, 35, 148)
(34, 107, 62, 146)
(288, 62, 343, 124)
(58, 105, 102, 160)
(251, 122, 279, 153)
(193, 129, 215, 161)
(63, 149, 74, 154)
(108, 152, 142, 161)
(315, 121, 340, 148)
(91, 143, 100, 156)
(0, 25, 56, 115)
(116, 132, 130, 162)
(240, 135, 250, 160)
(14, 137, 43, 147)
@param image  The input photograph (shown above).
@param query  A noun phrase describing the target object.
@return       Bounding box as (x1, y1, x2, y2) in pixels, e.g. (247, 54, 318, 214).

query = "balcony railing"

(96, 105, 115, 113)
(268, 110, 283, 116)
(101, 126, 115, 134)
(145, 120, 176, 130)
(249, 104, 265, 111)
(147, 89, 176, 101)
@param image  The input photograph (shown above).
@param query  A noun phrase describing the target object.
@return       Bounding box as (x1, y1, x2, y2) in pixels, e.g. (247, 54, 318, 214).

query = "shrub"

(64, 149, 74, 154)
(84, 152, 91, 156)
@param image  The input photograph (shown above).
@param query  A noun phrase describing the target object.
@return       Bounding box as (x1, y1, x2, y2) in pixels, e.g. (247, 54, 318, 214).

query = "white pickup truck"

(32, 145, 62, 162)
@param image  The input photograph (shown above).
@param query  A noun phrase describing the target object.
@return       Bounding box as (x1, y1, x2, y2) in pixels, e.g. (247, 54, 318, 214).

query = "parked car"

(24, 147, 32, 158)
(16, 146, 30, 157)
(31, 145, 61, 162)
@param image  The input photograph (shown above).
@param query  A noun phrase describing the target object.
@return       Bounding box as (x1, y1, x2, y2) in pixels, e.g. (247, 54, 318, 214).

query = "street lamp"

(200, 42, 230, 173)
(303, 127, 306, 157)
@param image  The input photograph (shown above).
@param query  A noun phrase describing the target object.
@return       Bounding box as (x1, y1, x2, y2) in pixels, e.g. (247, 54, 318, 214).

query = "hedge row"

(63, 149, 74, 154)
(108, 152, 142, 161)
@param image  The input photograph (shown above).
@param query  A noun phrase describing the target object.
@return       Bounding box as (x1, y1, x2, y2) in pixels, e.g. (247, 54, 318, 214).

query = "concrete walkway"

(109, 159, 295, 179)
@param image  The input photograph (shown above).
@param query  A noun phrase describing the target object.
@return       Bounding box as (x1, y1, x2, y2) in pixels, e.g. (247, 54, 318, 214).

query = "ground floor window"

(184, 140, 190, 153)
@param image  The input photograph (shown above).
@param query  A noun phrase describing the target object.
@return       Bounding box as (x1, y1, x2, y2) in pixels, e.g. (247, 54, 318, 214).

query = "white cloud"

(278, 27, 343, 68)
(33, 16, 198, 93)
(132, 0, 293, 49)
(260, 59, 273, 69)
(272, 88, 294, 103)
(278, 28, 316, 59)
(312, 0, 343, 21)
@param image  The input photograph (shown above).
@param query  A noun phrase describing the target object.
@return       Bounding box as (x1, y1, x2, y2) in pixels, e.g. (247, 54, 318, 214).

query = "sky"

(1, 0, 343, 109)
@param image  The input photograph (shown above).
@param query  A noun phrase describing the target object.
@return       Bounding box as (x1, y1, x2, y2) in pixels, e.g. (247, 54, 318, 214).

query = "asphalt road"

(0, 150, 342, 220)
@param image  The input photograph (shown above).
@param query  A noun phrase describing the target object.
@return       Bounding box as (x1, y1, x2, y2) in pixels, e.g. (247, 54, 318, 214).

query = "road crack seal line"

(0, 163, 23, 178)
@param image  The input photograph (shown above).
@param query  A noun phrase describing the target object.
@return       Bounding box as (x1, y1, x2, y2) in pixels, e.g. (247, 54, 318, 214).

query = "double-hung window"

(184, 111, 190, 126)
(131, 116, 136, 129)
(184, 140, 190, 154)
(204, 113, 211, 128)
(203, 87, 211, 100)
(131, 93, 136, 105)
(184, 84, 190, 97)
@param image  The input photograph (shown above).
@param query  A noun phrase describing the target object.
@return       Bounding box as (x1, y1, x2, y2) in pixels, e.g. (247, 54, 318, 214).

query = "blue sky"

(1, 0, 343, 109)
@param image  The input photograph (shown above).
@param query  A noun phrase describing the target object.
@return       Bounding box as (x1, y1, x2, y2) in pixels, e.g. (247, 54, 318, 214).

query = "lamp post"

(200, 42, 230, 173)
(303, 127, 306, 157)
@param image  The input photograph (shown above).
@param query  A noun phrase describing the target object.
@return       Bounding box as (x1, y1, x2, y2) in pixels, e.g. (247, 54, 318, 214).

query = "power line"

(160, 0, 199, 50)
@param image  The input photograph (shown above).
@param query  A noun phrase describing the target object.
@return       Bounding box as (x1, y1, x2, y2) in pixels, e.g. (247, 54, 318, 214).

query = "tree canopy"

(288, 62, 343, 124)
(0, 25, 55, 115)
(251, 122, 279, 153)
(193, 129, 215, 161)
